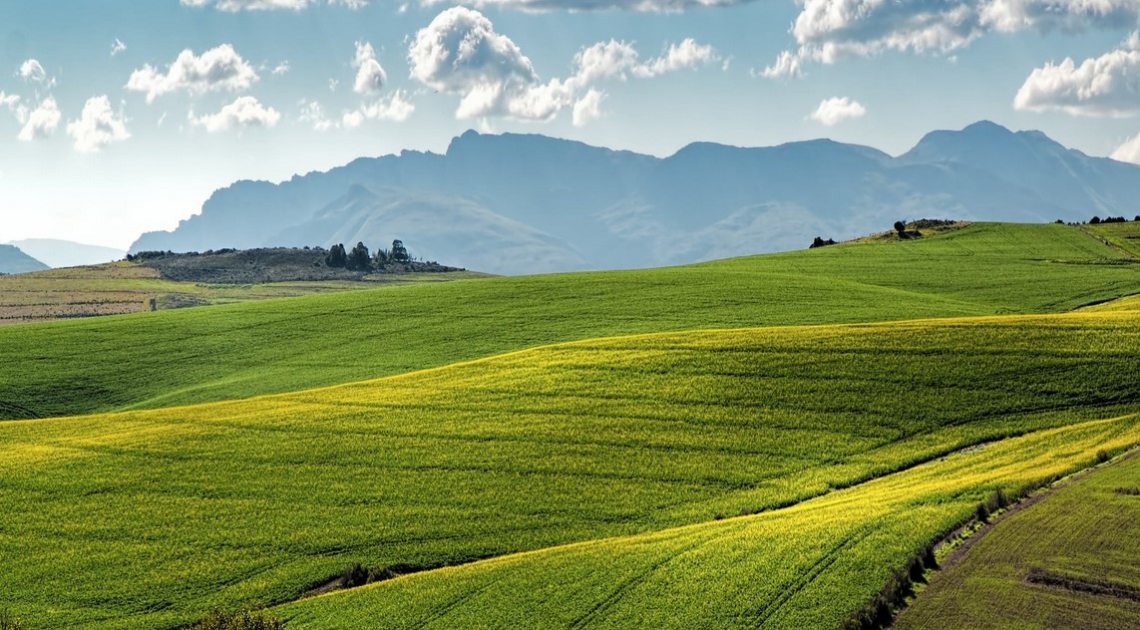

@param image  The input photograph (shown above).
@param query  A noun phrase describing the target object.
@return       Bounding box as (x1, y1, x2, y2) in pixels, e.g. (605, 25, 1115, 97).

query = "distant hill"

(0, 244, 49, 274)
(8, 238, 126, 268)
(131, 121, 1140, 274)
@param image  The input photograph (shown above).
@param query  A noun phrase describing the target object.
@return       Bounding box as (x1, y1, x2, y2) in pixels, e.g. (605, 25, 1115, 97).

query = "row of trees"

(325, 239, 412, 270)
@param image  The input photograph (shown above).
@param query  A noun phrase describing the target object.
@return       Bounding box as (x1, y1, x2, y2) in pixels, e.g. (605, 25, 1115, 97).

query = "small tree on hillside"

(893, 220, 907, 235)
(325, 243, 347, 268)
(373, 247, 389, 266)
(1090, 216, 1102, 225)
(390, 239, 411, 263)
(347, 242, 372, 271)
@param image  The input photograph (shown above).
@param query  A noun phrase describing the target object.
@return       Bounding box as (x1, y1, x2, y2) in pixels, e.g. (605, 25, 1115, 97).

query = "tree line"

(325, 239, 412, 271)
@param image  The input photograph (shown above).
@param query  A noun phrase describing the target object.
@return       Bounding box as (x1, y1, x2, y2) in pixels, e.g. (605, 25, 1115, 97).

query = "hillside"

(3, 223, 1139, 419)
(896, 449, 1140, 629)
(2, 310, 1138, 628)
(131, 122, 1140, 274)
(0, 244, 49, 274)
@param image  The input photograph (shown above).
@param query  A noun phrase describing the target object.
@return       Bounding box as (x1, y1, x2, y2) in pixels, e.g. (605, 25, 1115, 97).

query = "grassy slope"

(896, 451, 1140, 630)
(0, 261, 481, 327)
(2, 222, 1138, 420)
(2, 310, 1139, 628)
(277, 414, 1140, 630)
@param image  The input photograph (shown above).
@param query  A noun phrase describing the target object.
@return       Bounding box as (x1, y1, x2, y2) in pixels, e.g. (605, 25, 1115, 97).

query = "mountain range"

(131, 121, 1140, 275)
(0, 245, 49, 275)
(7, 239, 126, 269)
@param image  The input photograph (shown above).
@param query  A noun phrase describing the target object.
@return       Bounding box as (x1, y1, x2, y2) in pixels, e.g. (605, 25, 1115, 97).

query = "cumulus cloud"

(1111, 131, 1140, 164)
(126, 44, 258, 102)
(634, 39, 719, 77)
(763, 0, 1140, 78)
(18, 59, 52, 85)
(329, 0, 369, 6)
(809, 96, 866, 126)
(572, 88, 605, 126)
(342, 90, 416, 127)
(1015, 37, 1140, 116)
(271, 61, 291, 75)
(192, 96, 281, 132)
(17, 97, 61, 141)
(409, 7, 718, 121)
(111, 39, 128, 56)
(67, 96, 130, 152)
(353, 41, 388, 94)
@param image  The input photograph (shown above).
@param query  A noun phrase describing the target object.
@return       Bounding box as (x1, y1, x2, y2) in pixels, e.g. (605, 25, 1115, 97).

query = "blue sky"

(2, 0, 1140, 249)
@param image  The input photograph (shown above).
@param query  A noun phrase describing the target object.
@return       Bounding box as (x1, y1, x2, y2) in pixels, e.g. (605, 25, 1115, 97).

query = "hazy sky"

(3, 0, 1140, 249)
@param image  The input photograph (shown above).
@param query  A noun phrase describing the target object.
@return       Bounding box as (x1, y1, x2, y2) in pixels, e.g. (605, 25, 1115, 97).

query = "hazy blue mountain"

(0, 245, 49, 274)
(131, 121, 1140, 274)
(7, 239, 125, 268)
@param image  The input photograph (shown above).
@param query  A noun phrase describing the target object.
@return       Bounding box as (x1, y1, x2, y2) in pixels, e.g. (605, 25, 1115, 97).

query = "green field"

(2, 309, 1139, 628)
(2, 222, 1138, 420)
(896, 450, 1140, 629)
(3, 221, 1140, 629)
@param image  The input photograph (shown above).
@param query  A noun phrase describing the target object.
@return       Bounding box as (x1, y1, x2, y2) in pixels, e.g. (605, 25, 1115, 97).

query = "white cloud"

(299, 99, 335, 130)
(409, 7, 717, 121)
(126, 44, 258, 103)
(111, 38, 128, 56)
(633, 38, 719, 77)
(17, 97, 61, 141)
(1111, 131, 1140, 164)
(0, 92, 19, 110)
(66, 96, 130, 152)
(329, 78, 339, 91)
(759, 49, 805, 79)
(192, 95, 281, 133)
(1015, 38, 1140, 116)
(572, 88, 605, 126)
(18, 59, 53, 86)
(343, 90, 416, 127)
(809, 96, 866, 126)
(764, 0, 1140, 78)
(272, 61, 291, 75)
(330, 0, 369, 6)
(352, 41, 388, 94)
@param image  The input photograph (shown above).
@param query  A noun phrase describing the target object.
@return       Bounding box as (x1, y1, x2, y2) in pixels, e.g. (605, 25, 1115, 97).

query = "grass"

(274, 413, 1140, 629)
(895, 449, 1140, 629)
(1, 310, 1139, 628)
(0, 261, 482, 327)
(2, 222, 1138, 420)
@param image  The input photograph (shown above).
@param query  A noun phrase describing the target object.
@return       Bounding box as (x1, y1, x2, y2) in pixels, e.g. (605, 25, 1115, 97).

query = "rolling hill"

(3, 223, 1139, 420)
(131, 122, 1140, 274)
(2, 309, 1138, 628)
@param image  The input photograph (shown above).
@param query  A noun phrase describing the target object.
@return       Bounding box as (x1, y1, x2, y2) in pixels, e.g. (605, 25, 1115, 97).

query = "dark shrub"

(1090, 216, 1102, 225)
(893, 220, 906, 235)
(1097, 449, 1111, 463)
(343, 562, 369, 588)
(325, 243, 347, 268)
(347, 242, 372, 271)
(975, 502, 990, 524)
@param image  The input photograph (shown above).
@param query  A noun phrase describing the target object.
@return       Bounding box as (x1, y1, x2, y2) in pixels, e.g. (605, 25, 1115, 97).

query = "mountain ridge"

(131, 121, 1140, 274)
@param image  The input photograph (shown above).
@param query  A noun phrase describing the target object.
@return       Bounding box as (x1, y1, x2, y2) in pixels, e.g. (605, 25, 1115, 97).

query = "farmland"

(2, 221, 1139, 629)
(0, 261, 482, 326)
(895, 447, 1140, 629)
(2, 222, 1139, 420)
(1, 309, 1139, 628)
